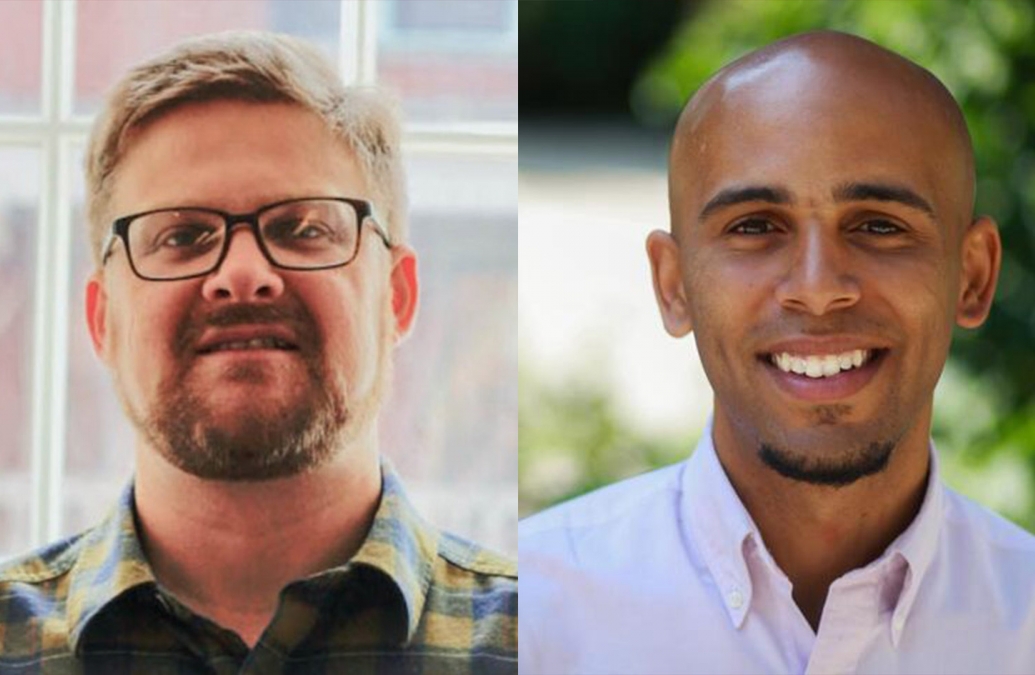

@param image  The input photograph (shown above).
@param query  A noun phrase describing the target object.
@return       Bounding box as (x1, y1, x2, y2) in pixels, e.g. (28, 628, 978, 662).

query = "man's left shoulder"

(412, 531, 516, 669)
(944, 486, 1035, 553)
(941, 486, 1035, 596)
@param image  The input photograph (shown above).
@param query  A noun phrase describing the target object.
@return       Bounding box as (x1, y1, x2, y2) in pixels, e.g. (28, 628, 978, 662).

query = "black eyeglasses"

(100, 197, 393, 281)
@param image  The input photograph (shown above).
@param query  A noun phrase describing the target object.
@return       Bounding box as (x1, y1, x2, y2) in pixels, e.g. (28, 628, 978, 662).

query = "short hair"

(84, 30, 407, 268)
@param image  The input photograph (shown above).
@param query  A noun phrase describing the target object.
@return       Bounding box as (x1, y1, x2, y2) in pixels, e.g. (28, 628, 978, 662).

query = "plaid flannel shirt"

(0, 464, 517, 674)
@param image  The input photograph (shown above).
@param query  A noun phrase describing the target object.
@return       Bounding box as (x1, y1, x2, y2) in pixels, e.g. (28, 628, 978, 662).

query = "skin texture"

(647, 31, 1000, 629)
(85, 99, 419, 646)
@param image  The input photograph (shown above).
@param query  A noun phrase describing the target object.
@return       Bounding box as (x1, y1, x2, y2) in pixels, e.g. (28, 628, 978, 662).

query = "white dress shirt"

(519, 420, 1035, 674)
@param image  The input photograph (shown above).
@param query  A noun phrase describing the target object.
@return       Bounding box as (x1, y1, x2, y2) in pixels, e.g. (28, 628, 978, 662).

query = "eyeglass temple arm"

(99, 230, 119, 264)
(366, 208, 393, 249)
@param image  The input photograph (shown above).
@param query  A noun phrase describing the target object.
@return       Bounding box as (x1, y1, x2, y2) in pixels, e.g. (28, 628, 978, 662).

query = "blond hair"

(85, 30, 406, 267)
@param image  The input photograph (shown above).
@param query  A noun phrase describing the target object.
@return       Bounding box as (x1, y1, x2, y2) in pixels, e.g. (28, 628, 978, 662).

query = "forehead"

(671, 49, 966, 222)
(110, 99, 366, 214)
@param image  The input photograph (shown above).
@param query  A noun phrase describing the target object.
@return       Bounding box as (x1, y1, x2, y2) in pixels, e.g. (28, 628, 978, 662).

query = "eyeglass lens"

(126, 199, 361, 279)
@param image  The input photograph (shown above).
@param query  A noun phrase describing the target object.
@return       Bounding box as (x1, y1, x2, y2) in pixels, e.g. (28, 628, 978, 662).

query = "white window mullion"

(340, 0, 378, 86)
(405, 123, 517, 157)
(29, 0, 76, 547)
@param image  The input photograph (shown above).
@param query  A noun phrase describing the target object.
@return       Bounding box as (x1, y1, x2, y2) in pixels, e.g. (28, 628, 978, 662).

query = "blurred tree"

(518, 0, 691, 115)
(518, 364, 689, 517)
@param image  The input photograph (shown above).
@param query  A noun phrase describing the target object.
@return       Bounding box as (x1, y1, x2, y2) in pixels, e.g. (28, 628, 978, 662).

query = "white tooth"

(839, 353, 853, 370)
(791, 357, 807, 374)
(853, 349, 864, 367)
(780, 353, 792, 373)
(805, 357, 824, 378)
(821, 355, 840, 376)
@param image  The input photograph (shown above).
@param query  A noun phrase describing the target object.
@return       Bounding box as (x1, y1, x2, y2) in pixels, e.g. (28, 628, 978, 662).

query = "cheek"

(686, 249, 772, 329)
(107, 287, 188, 385)
(683, 251, 769, 375)
(872, 255, 955, 335)
(861, 255, 956, 393)
(314, 279, 388, 381)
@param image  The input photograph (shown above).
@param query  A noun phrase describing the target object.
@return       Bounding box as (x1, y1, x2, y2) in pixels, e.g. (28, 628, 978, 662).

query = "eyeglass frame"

(100, 196, 394, 282)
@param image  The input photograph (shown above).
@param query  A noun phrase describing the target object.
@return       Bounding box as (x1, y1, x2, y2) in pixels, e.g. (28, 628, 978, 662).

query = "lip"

(759, 348, 888, 402)
(760, 336, 891, 356)
(195, 325, 300, 355)
(756, 334, 893, 404)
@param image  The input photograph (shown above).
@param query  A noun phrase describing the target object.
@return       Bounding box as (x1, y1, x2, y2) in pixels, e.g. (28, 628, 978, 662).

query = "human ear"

(646, 230, 693, 337)
(956, 215, 1001, 329)
(388, 244, 419, 341)
(85, 272, 111, 364)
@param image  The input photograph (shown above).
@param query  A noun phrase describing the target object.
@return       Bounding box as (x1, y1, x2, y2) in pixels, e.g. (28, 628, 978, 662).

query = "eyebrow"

(832, 181, 936, 218)
(698, 185, 793, 223)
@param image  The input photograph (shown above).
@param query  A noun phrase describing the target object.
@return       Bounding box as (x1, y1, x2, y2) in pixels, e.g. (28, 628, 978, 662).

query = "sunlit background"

(519, 0, 1035, 533)
(0, 0, 517, 559)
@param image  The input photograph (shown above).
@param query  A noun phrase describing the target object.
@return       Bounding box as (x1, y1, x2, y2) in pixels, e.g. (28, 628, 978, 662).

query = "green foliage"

(519, 0, 686, 114)
(518, 364, 689, 517)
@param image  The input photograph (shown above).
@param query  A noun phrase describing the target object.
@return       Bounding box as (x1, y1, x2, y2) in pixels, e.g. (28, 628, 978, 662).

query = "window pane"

(0, 147, 40, 558)
(387, 153, 517, 555)
(378, 0, 518, 123)
(74, 0, 340, 116)
(63, 145, 135, 538)
(0, 0, 42, 115)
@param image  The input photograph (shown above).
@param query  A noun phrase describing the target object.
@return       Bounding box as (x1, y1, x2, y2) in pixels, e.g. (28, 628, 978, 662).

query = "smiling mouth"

(762, 348, 888, 379)
(756, 348, 889, 402)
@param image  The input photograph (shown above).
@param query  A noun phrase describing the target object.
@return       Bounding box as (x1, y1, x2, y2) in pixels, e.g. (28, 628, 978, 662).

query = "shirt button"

(727, 589, 745, 609)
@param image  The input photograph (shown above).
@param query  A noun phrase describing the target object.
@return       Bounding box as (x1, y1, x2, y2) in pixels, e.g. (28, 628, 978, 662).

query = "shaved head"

(669, 30, 975, 241)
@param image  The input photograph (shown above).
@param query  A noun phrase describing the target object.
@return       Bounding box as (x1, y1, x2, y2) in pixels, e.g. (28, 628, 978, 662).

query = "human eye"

(148, 222, 219, 255)
(857, 219, 905, 236)
(267, 217, 336, 243)
(728, 217, 778, 236)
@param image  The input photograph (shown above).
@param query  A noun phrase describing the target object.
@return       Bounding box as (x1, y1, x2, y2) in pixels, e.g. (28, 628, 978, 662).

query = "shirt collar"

(683, 418, 757, 629)
(682, 417, 945, 639)
(66, 483, 156, 653)
(881, 444, 944, 645)
(67, 459, 439, 652)
(344, 459, 439, 641)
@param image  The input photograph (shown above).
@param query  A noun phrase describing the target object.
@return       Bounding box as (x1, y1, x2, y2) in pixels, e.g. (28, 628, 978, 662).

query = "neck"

(713, 409, 930, 630)
(132, 428, 382, 647)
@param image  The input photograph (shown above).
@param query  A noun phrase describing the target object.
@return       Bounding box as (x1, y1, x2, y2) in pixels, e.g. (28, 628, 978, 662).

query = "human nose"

(200, 225, 285, 302)
(774, 227, 860, 315)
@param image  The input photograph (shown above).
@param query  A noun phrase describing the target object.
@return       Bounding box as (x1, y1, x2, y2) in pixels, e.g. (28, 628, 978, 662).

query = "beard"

(740, 400, 903, 487)
(119, 300, 392, 481)
(758, 436, 895, 487)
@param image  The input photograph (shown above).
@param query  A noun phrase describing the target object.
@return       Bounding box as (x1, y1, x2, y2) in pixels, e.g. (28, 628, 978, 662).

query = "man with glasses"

(520, 31, 1035, 674)
(0, 32, 516, 674)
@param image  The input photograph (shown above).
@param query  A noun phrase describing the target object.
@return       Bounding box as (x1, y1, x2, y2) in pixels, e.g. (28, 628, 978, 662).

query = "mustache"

(175, 302, 317, 355)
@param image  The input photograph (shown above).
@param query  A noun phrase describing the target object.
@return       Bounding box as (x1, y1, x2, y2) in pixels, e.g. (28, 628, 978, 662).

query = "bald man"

(519, 31, 1035, 675)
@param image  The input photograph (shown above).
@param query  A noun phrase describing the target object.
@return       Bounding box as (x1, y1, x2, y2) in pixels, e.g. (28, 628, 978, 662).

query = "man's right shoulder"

(518, 462, 692, 675)
(519, 461, 687, 560)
